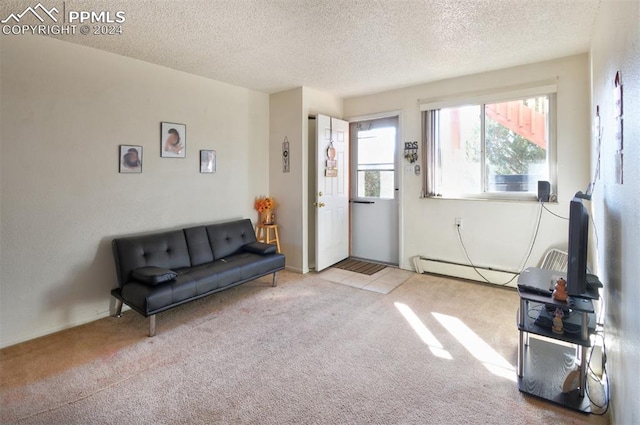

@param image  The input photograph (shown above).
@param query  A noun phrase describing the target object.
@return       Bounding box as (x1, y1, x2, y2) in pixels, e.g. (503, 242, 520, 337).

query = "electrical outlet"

(455, 217, 463, 229)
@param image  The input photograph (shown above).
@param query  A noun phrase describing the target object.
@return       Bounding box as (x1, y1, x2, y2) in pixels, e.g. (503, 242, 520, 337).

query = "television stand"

(516, 267, 600, 413)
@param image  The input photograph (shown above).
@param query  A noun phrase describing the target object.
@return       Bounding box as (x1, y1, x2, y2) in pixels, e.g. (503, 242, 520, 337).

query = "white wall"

(590, 1, 640, 423)
(344, 55, 591, 275)
(269, 88, 304, 272)
(0, 36, 270, 348)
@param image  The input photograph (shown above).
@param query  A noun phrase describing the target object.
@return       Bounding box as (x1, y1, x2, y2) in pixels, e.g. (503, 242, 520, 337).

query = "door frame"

(347, 110, 404, 267)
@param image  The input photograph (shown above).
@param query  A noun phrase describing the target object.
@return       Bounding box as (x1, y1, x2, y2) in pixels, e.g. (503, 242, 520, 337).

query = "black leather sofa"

(111, 218, 285, 336)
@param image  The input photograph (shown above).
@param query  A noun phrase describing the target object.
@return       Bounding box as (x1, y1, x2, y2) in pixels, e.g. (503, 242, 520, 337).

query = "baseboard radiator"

(413, 256, 519, 288)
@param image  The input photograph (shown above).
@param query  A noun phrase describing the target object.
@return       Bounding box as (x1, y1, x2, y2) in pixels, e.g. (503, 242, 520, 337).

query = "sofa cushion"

(223, 252, 285, 281)
(112, 229, 191, 287)
(184, 226, 214, 266)
(206, 219, 257, 260)
(131, 266, 177, 285)
(191, 259, 242, 289)
(121, 273, 197, 315)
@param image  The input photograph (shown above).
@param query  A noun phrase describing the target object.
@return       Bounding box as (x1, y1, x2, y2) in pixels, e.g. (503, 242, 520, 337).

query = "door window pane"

(356, 127, 396, 199)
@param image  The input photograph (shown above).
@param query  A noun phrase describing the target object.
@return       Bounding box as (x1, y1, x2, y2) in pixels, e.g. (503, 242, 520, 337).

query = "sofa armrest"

(243, 242, 277, 255)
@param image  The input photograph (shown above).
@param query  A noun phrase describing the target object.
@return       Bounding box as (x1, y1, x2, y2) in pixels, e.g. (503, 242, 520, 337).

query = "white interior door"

(350, 117, 399, 264)
(315, 115, 349, 271)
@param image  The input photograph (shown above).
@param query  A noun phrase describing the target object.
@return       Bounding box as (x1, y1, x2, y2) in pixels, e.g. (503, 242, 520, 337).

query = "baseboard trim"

(1, 309, 114, 349)
(285, 265, 304, 274)
(413, 256, 518, 288)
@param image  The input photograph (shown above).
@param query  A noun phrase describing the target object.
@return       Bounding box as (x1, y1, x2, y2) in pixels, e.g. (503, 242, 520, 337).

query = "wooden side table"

(255, 224, 281, 253)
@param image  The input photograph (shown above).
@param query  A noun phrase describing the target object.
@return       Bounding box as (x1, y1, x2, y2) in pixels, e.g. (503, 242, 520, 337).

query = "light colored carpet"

(0, 271, 609, 424)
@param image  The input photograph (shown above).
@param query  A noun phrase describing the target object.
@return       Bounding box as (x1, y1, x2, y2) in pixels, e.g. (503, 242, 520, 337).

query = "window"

(355, 126, 396, 199)
(422, 87, 556, 200)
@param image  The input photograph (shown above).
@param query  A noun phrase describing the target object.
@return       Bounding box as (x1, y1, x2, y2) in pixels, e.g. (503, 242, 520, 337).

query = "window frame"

(352, 117, 399, 201)
(420, 84, 558, 202)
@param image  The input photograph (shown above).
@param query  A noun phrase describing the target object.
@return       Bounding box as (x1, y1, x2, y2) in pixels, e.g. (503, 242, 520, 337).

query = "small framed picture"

(200, 150, 216, 173)
(119, 145, 142, 173)
(160, 122, 186, 158)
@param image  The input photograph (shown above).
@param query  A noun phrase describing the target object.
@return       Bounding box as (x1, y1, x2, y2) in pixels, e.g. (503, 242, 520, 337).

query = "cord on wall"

(585, 331, 610, 415)
(455, 201, 544, 286)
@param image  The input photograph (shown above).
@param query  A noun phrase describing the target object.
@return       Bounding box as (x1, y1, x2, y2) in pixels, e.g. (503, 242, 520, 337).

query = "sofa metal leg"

(114, 299, 123, 318)
(149, 315, 156, 337)
(272, 271, 278, 287)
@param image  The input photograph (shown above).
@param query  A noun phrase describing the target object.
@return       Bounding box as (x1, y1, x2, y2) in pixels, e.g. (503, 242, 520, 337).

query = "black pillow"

(243, 242, 277, 255)
(131, 266, 177, 285)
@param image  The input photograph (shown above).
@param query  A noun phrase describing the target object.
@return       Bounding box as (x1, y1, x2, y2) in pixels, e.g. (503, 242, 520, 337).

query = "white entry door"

(350, 116, 399, 264)
(314, 114, 349, 271)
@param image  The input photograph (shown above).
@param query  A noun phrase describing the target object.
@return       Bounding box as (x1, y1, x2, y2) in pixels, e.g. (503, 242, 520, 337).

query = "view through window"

(425, 94, 554, 199)
(356, 126, 396, 199)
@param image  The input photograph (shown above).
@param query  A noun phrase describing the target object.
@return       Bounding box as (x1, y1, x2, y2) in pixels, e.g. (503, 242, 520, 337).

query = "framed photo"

(200, 150, 216, 173)
(160, 122, 186, 158)
(119, 145, 142, 173)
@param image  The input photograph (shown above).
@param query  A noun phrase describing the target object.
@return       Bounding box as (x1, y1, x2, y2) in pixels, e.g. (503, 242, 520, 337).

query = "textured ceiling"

(1, 0, 602, 97)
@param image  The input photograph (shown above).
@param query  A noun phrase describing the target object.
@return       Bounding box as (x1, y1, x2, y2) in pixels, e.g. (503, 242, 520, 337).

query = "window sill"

(422, 193, 558, 204)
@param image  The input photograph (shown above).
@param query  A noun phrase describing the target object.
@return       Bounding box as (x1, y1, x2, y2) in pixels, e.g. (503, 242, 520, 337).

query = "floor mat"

(333, 258, 386, 275)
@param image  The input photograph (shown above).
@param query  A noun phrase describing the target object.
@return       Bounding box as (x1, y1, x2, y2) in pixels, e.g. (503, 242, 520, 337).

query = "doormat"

(333, 258, 386, 275)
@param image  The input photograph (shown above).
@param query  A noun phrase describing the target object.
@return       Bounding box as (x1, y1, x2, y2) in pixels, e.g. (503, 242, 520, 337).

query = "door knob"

(313, 202, 325, 208)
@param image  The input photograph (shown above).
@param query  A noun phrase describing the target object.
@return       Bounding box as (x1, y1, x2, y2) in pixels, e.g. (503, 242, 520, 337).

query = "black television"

(566, 195, 590, 298)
